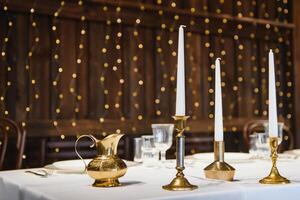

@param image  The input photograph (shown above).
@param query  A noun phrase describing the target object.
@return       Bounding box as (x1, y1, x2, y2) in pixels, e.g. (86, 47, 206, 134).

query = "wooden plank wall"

(293, 0, 300, 148)
(0, 0, 296, 166)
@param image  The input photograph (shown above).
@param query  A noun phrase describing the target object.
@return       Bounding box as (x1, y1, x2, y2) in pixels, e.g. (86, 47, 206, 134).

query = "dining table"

(1, 154, 300, 200)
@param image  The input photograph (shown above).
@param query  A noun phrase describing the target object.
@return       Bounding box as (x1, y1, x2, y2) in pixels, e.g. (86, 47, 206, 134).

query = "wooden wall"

(0, 0, 296, 167)
(293, 0, 300, 148)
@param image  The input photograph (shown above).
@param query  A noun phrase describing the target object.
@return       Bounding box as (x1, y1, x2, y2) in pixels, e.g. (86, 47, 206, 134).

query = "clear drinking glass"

(151, 124, 174, 162)
(263, 122, 284, 144)
(256, 132, 270, 158)
(134, 137, 143, 163)
(141, 135, 159, 166)
(249, 134, 258, 157)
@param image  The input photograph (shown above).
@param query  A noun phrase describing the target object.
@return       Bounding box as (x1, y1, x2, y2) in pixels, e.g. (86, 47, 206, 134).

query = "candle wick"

(179, 25, 186, 29)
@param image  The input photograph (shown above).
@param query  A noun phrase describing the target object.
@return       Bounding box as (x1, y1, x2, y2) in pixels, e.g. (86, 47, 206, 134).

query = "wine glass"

(263, 122, 284, 144)
(249, 134, 259, 158)
(141, 135, 159, 167)
(151, 124, 174, 162)
(256, 132, 270, 158)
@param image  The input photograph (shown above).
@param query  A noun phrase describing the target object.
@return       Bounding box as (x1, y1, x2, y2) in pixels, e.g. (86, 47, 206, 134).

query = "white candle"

(268, 49, 278, 137)
(214, 58, 224, 141)
(175, 25, 186, 116)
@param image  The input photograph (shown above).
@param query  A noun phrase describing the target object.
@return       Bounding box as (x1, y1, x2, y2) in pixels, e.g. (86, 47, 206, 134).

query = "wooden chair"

(242, 120, 294, 153)
(0, 118, 26, 170)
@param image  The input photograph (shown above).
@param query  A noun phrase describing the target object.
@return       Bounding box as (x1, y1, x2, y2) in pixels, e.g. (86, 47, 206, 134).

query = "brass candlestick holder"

(204, 141, 235, 181)
(162, 116, 198, 191)
(259, 137, 290, 184)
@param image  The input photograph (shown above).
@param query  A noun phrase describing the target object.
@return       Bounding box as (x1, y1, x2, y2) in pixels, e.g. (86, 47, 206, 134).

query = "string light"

(51, 0, 66, 140)
(68, 0, 87, 135)
(112, 4, 126, 131)
(186, 30, 199, 122)
(154, 2, 175, 119)
(128, 1, 147, 127)
(11, 2, 41, 129)
(0, 4, 13, 118)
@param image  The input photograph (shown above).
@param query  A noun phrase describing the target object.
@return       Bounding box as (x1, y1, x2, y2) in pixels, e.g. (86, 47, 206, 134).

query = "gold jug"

(75, 134, 127, 187)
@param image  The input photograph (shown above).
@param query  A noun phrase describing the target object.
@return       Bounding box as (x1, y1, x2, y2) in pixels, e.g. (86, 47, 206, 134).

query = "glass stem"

(161, 151, 166, 162)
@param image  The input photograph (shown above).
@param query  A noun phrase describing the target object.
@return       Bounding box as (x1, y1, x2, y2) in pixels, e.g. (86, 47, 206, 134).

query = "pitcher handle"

(75, 135, 97, 173)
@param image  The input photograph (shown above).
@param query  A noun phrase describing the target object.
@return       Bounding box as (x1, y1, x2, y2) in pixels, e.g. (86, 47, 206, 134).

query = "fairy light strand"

(69, 0, 86, 137)
(131, 2, 145, 125)
(20, 0, 40, 128)
(0, 4, 13, 118)
(113, 3, 124, 134)
(51, 0, 66, 141)
(98, 4, 110, 136)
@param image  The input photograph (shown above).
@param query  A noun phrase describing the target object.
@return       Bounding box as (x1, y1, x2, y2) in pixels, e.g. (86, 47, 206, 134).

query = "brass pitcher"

(75, 134, 127, 187)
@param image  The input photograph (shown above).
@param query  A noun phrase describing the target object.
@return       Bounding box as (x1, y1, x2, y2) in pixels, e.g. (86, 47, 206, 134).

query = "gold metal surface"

(75, 134, 127, 187)
(162, 115, 198, 191)
(93, 179, 121, 187)
(162, 167, 198, 191)
(204, 141, 235, 181)
(173, 115, 189, 136)
(259, 137, 290, 184)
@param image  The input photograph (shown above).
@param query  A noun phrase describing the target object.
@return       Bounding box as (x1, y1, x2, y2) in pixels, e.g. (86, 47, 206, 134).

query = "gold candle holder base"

(204, 141, 235, 181)
(162, 167, 198, 191)
(162, 116, 198, 191)
(93, 179, 121, 187)
(259, 137, 290, 184)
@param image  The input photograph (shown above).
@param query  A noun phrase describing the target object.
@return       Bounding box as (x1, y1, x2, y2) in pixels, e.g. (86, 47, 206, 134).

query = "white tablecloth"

(1, 158, 300, 200)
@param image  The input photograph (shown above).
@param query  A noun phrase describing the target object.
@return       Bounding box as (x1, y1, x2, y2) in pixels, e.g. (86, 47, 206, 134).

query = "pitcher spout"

(97, 133, 124, 156)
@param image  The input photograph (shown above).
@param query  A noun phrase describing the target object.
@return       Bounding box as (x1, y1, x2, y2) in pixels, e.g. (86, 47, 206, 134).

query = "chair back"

(0, 118, 26, 170)
(242, 120, 293, 153)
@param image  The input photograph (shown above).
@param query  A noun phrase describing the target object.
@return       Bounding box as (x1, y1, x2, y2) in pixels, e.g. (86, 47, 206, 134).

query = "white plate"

(284, 149, 300, 156)
(45, 159, 140, 174)
(52, 159, 91, 172)
(192, 152, 253, 164)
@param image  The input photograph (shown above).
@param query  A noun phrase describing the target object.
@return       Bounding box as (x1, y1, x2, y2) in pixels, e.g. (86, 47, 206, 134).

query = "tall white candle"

(268, 49, 278, 137)
(214, 58, 224, 141)
(175, 25, 186, 116)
